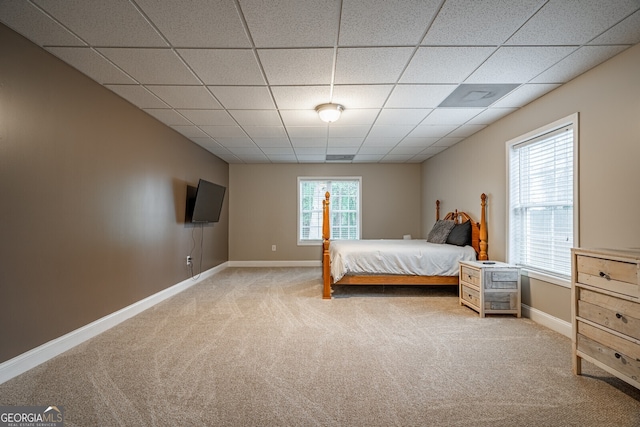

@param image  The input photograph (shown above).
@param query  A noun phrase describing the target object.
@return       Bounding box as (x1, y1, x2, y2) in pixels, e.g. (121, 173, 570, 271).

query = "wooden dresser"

(459, 260, 521, 317)
(571, 248, 640, 389)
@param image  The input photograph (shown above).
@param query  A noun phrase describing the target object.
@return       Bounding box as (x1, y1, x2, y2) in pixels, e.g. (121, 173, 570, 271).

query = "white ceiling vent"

(326, 154, 355, 162)
(439, 84, 519, 108)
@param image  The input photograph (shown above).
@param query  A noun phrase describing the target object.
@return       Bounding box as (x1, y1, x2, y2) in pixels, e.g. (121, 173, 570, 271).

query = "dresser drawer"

(484, 291, 518, 311)
(577, 334, 640, 383)
(461, 284, 480, 307)
(576, 255, 639, 298)
(577, 322, 640, 382)
(484, 270, 519, 290)
(460, 266, 480, 287)
(578, 288, 640, 340)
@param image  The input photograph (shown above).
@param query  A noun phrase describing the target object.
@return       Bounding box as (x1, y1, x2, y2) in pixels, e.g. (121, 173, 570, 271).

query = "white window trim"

(297, 176, 362, 246)
(505, 112, 580, 284)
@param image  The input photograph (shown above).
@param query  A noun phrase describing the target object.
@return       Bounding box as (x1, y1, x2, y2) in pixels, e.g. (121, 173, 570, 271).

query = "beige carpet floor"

(0, 267, 639, 426)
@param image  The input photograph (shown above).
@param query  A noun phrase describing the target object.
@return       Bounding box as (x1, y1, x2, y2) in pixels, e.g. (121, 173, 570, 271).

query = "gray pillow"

(446, 220, 472, 246)
(427, 220, 455, 244)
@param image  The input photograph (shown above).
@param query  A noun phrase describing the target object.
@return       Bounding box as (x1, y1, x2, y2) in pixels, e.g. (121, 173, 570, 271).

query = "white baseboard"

(0, 262, 228, 385)
(228, 260, 321, 267)
(521, 304, 572, 338)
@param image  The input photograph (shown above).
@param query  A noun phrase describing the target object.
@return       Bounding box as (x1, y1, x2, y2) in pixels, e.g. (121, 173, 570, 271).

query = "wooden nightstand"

(459, 260, 521, 317)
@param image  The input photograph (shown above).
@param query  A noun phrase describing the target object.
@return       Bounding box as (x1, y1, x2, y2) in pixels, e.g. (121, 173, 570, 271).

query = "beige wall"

(422, 43, 640, 322)
(229, 163, 421, 261)
(0, 24, 229, 362)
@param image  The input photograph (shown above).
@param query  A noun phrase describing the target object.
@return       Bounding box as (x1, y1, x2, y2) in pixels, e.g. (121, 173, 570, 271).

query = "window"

(507, 114, 578, 280)
(298, 177, 361, 244)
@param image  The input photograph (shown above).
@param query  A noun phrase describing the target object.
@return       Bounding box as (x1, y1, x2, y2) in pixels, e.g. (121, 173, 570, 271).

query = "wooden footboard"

(322, 192, 488, 299)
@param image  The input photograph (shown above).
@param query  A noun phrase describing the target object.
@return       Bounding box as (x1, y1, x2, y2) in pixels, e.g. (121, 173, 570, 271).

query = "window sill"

(520, 268, 571, 289)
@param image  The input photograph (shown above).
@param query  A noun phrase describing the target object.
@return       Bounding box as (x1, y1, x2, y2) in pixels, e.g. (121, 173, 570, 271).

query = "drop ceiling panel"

(422, 0, 544, 45)
(335, 47, 414, 84)
(333, 109, 380, 126)
(491, 84, 561, 108)
(135, 0, 251, 48)
(46, 47, 136, 84)
(242, 126, 287, 139)
(328, 126, 371, 138)
(239, 0, 341, 47)
(33, 0, 167, 47)
(105, 85, 168, 108)
(271, 86, 331, 110)
(401, 47, 496, 84)
(279, 110, 322, 127)
(229, 110, 282, 127)
(177, 110, 236, 126)
(332, 85, 394, 109)
(99, 48, 199, 84)
(259, 49, 334, 85)
(367, 125, 414, 138)
(171, 125, 208, 138)
(179, 49, 265, 85)
(327, 138, 364, 147)
(0, 1, 85, 46)
(144, 109, 192, 126)
(465, 47, 577, 84)
(290, 138, 327, 147)
(374, 109, 430, 125)
(531, 45, 629, 83)
(253, 138, 292, 148)
(408, 125, 458, 138)
(447, 124, 487, 138)
(147, 86, 221, 109)
(214, 137, 256, 148)
(590, 10, 640, 44)
(386, 85, 457, 108)
(506, 0, 640, 45)
(467, 109, 517, 125)
(287, 127, 328, 138)
(421, 108, 484, 125)
(208, 86, 276, 110)
(339, 0, 440, 46)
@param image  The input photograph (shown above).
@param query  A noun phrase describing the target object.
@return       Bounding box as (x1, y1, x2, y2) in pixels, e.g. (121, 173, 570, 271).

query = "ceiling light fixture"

(315, 103, 344, 123)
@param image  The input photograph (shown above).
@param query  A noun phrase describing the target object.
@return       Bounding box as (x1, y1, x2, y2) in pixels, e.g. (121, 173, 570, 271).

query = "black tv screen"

(186, 179, 226, 223)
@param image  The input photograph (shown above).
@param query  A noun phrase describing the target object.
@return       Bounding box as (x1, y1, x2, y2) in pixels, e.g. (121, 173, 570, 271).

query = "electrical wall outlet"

(271, 245, 276, 251)
(186, 256, 192, 266)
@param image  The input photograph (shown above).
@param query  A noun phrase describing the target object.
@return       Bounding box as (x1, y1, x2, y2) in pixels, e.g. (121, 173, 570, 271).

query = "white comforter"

(329, 239, 477, 282)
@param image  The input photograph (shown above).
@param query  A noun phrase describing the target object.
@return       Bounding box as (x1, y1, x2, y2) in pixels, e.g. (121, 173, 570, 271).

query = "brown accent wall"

(229, 163, 422, 261)
(0, 24, 228, 363)
(421, 43, 640, 322)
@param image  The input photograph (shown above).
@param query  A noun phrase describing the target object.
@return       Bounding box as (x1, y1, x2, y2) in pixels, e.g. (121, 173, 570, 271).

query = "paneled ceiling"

(2, 0, 639, 164)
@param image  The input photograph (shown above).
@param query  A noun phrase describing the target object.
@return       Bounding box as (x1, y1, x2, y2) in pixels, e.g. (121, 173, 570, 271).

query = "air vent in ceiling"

(438, 84, 519, 108)
(326, 154, 355, 162)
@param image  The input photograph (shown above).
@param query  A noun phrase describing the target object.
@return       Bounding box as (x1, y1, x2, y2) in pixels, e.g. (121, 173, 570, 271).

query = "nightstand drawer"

(461, 284, 480, 307)
(460, 266, 480, 287)
(576, 255, 639, 298)
(484, 270, 519, 290)
(485, 291, 518, 311)
(578, 288, 640, 340)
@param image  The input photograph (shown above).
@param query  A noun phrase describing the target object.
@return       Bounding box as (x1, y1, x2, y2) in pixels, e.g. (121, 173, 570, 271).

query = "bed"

(321, 193, 488, 299)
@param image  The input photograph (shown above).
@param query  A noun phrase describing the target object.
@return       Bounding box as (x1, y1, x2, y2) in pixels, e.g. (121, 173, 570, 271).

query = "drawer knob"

(615, 352, 621, 359)
(599, 271, 611, 280)
(616, 313, 623, 319)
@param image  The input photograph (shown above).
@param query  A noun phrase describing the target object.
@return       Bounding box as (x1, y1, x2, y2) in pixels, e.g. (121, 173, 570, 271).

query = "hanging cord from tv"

(189, 223, 204, 280)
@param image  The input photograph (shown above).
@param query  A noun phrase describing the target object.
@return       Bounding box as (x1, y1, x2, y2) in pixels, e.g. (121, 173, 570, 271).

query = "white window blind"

(508, 123, 576, 278)
(298, 178, 361, 244)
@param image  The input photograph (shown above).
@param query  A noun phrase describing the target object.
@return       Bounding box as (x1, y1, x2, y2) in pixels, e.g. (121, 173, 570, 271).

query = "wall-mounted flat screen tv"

(185, 179, 226, 223)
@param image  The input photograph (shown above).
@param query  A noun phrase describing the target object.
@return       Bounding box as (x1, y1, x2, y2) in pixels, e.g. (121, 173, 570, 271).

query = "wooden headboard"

(435, 194, 488, 260)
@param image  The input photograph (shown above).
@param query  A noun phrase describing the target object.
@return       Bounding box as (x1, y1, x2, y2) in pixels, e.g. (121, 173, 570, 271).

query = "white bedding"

(329, 239, 477, 282)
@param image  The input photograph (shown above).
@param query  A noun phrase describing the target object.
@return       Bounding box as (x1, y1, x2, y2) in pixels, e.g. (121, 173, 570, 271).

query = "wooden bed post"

(479, 193, 488, 260)
(322, 191, 332, 299)
(436, 200, 440, 221)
